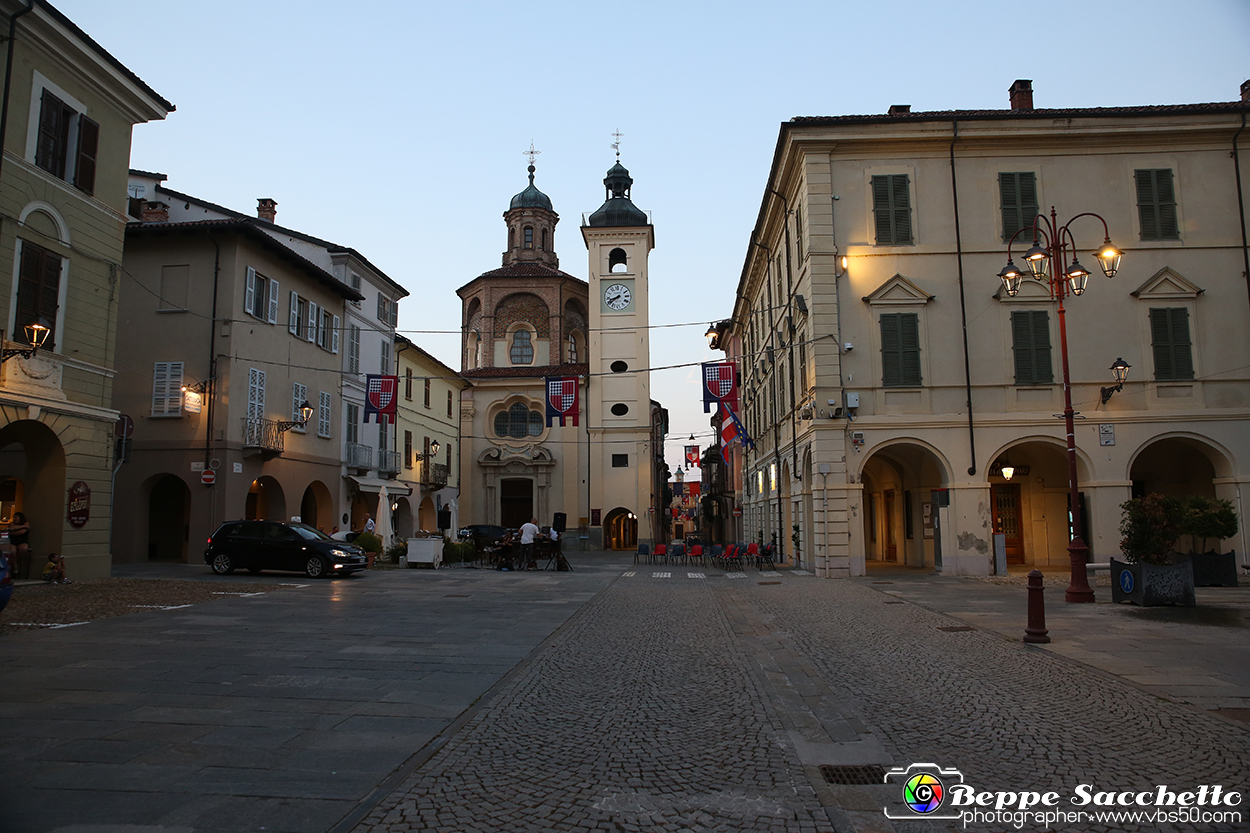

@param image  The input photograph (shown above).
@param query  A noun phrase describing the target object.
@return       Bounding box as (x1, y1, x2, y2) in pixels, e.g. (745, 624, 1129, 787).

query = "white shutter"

(245, 267, 256, 317)
(331, 315, 340, 354)
(151, 361, 183, 416)
(248, 367, 266, 420)
(318, 390, 332, 437)
(288, 291, 299, 335)
(267, 278, 279, 324)
(349, 325, 360, 374)
(307, 302, 317, 343)
(390, 301, 398, 328)
(377, 293, 385, 321)
(292, 382, 307, 431)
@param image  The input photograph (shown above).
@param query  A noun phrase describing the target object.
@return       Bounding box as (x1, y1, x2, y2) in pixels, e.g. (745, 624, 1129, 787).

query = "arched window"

(541, 228, 548, 250)
(609, 247, 627, 273)
(524, 227, 533, 249)
(567, 333, 577, 362)
(509, 227, 515, 249)
(510, 329, 533, 364)
(493, 403, 544, 439)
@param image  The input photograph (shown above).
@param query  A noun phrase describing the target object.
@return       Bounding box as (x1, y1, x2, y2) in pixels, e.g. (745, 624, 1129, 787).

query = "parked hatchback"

(205, 521, 368, 578)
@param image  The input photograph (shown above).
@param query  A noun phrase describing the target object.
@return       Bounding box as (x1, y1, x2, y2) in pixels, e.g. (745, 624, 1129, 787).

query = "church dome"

(510, 165, 553, 210)
(587, 161, 648, 227)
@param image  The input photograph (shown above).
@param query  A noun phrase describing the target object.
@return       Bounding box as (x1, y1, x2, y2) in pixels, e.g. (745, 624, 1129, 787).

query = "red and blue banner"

(702, 361, 739, 413)
(684, 445, 700, 468)
(545, 376, 580, 426)
(719, 401, 754, 451)
(364, 375, 399, 423)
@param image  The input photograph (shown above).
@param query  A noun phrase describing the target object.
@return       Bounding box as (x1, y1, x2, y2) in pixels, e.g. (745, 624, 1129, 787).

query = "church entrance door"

(500, 478, 533, 529)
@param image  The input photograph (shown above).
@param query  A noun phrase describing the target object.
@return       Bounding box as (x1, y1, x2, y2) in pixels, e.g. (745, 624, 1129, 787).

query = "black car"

(205, 520, 368, 578)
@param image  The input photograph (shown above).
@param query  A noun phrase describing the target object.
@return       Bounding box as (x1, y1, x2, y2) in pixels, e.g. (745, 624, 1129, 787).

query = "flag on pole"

(545, 376, 580, 426)
(719, 401, 754, 451)
(364, 375, 399, 423)
(702, 361, 739, 413)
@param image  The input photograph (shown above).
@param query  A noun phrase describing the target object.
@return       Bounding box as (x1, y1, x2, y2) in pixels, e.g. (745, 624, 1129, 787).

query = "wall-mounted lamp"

(1, 321, 51, 363)
(413, 439, 442, 461)
(275, 400, 315, 433)
(181, 379, 212, 395)
(1100, 358, 1131, 404)
(833, 246, 848, 278)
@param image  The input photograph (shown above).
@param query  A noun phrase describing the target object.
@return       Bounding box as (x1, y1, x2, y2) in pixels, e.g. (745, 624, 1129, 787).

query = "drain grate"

(820, 764, 887, 785)
(758, 581, 782, 585)
(937, 625, 975, 632)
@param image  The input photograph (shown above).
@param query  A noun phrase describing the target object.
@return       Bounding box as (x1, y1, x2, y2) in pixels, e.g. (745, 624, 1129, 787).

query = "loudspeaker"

(552, 512, 567, 532)
(437, 508, 451, 530)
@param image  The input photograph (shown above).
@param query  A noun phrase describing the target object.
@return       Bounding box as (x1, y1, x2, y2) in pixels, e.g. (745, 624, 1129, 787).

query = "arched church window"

(510, 329, 533, 364)
(541, 228, 548, 250)
(567, 333, 577, 363)
(524, 227, 533, 249)
(492, 402, 544, 440)
(509, 227, 515, 249)
(609, 247, 627, 273)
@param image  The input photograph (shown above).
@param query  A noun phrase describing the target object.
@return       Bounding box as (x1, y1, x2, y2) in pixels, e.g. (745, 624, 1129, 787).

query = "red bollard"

(1024, 569, 1051, 644)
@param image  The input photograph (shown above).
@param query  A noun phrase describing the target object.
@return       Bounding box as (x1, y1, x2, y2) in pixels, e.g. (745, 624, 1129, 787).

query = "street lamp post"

(998, 207, 1123, 603)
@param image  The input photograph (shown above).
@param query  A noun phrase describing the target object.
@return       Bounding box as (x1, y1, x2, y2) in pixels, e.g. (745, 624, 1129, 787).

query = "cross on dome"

(610, 129, 624, 159)
(524, 141, 541, 166)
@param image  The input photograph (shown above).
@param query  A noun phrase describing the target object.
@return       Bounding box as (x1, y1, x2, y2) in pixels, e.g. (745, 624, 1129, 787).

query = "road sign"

(116, 414, 134, 440)
(732, 507, 743, 517)
(200, 470, 216, 486)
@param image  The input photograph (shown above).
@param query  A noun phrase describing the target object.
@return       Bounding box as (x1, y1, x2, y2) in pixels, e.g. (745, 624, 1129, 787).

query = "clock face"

(604, 283, 631, 311)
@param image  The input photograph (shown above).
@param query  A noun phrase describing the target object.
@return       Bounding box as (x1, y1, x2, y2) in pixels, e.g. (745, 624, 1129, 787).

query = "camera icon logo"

(883, 762, 965, 820)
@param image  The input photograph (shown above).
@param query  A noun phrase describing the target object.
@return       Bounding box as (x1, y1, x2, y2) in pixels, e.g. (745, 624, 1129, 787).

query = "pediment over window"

(1131, 267, 1203, 300)
(862, 274, 934, 305)
(993, 276, 1054, 303)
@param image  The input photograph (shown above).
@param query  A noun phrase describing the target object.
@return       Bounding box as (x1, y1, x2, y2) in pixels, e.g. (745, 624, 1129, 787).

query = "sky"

(57, 0, 1250, 475)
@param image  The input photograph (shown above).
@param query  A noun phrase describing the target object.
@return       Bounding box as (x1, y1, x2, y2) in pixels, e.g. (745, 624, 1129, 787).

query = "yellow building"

(734, 80, 1250, 579)
(0, 0, 171, 578)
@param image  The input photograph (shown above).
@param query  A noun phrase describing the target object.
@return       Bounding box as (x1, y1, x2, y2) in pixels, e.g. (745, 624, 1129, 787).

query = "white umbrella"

(375, 484, 393, 549)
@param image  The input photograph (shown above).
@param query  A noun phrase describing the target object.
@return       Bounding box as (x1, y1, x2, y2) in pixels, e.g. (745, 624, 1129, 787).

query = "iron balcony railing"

(421, 462, 449, 488)
(242, 419, 284, 452)
(344, 442, 372, 469)
(378, 450, 402, 476)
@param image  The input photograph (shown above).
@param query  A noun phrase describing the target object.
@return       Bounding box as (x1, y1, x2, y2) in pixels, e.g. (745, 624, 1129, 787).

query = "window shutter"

(1136, 170, 1159, 239)
(288, 292, 299, 335)
(318, 391, 332, 438)
(899, 313, 921, 385)
(1155, 170, 1178, 239)
(872, 175, 912, 245)
(1136, 169, 1178, 240)
(151, 361, 183, 417)
(1169, 307, 1193, 379)
(267, 278, 279, 324)
(880, 313, 901, 386)
(307, 302, 317, 343)
(331, 315, 340, 354)
(1000, 172, 1038, 242)
(390, 301, 398, 328)
(248, 367, 265, 420)
(245, 267, 256, 317)
(1151, 307, 1193, 380)
(377, 294, 386, 322)
(872, 176, 892, 244)
(1150, 308, 1173, 379)
(36, 89, 68, 176)
(1011, 311, 1035, 384)
(891, 175, 912, 245)
(1031, 310, 1052, 384)
(73, 115, 99, 195)
(292, 382, 306, 424)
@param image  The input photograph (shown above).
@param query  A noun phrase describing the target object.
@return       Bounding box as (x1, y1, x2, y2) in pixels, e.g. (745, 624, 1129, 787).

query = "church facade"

(457, 160, 657, 550)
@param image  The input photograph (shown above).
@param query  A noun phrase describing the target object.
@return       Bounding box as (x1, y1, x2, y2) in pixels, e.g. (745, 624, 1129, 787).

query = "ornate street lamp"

(1100, 358, 1132, 404)
(996, 208, 1124, 603)
(1, 320, 52, 363)
(413, 439, 441, 462)
(275, 400, 315, 433)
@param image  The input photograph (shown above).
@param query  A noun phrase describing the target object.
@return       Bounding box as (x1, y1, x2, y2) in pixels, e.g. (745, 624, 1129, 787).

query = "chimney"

(141, 200, 169, 223)
(257, 198, 277, 223)
(1241, 80, 1250, 102)
(1009, 79, 1034, 110)
(887, 104, 911, 117)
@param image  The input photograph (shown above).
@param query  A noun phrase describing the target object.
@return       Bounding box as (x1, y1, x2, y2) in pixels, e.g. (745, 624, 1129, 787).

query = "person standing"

(8, 512, 30, 579)
(519, 517, 540, 570)
(364, 514, 375, 534)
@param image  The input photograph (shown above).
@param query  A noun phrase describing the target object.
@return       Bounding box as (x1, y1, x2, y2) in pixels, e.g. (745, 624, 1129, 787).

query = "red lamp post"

(998, 208, 1123, 603)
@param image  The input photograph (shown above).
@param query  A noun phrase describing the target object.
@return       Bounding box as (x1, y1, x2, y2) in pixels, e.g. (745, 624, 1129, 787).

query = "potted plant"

(1178, 496, 1239, 586)
(1112, 494, 1195, 606)
(353, 531, 383, 568)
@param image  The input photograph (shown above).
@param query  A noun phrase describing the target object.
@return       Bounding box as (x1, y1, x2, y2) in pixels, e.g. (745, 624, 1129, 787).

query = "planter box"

(1180, 551, 1239, 587)
(1111, 558, 1196, 606)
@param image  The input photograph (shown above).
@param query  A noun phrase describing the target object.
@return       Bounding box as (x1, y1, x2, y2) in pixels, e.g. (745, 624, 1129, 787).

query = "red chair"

(690, 544, 703, 567)
(652, 544, 667, 565)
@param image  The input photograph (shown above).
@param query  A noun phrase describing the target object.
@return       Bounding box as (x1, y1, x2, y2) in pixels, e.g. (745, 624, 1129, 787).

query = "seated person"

(42, 552, 71, 584)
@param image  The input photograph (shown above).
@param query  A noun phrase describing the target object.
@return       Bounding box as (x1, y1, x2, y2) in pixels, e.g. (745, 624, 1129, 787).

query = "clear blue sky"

(57, 0, 1250, 474)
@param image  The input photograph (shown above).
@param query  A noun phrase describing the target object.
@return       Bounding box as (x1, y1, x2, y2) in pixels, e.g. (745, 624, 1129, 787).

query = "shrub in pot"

(353, 531, 383, 568)
(1178, 495, 1239, 586)
(1113, 494, 1195, 606)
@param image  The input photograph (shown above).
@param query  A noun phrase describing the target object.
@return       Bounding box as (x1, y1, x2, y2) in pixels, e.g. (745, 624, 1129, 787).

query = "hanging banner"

(702, 361, 739, 413)
(545, 376, 580, 426)
(719, 401, 754, 451)
(684, 445, 700, 468)
(364, 375, 399, 423)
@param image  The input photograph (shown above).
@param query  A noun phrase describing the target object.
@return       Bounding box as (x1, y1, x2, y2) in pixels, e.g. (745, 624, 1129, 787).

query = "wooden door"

(991, 484, 1024, 564)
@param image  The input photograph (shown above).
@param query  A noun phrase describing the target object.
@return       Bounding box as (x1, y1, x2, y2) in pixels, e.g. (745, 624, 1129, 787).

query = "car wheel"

(211, 552, 235, 575)
(305, 556, 329, 578)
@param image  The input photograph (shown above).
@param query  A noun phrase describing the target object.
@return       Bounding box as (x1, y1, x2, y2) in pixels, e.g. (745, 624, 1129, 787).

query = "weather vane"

(610, 129, 623, 159)
(524, 141, 541, 166)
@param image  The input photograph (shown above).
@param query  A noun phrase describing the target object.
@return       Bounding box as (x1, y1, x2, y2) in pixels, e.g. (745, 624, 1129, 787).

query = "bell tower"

(582, 156, 655, 546)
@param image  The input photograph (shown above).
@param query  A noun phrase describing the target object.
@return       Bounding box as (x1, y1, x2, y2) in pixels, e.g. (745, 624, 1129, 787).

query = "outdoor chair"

(635, 542, 649, 565)
(758, 543, 775, 570)
(690, 544, 703, 567)
(653, 543, 667, 565)
(669, 541, 686, 566)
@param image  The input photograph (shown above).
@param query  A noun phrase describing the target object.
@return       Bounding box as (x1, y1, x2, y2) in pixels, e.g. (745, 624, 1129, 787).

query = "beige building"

(0, 0, 172, 578)
(392, 334, 466, 536)
(733, 80, 1250, 580)
(457, 160, 660, 549)
(114, 198, 363, 561)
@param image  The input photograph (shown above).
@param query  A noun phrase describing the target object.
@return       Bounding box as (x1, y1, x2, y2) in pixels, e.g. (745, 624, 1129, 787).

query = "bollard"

(1024, 569, 1051, 644)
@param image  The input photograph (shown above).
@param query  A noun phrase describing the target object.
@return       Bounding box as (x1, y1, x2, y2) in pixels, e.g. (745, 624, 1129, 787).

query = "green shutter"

(1011, 310, 1052, 385)
(1150, 307, 1193, 381)
(872, 176, 893, 244)
(1031, 310, 1052, 384)
(891, 175, 913, 245)
(881, 313, 920, 387)
(1136, 169, 1179, 240)
(880, 313, 901, 386)
(899, 313, 921, 385)
(1000, 172, 1038, 242)
(872, 175, 913, 245)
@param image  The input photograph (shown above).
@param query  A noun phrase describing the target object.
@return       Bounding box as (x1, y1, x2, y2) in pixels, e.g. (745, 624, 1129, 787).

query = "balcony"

(420, 462, 449, 488)
(378, 450, 402, 478)
(344, 442, 372, 470)
(242, 419, 284, 453)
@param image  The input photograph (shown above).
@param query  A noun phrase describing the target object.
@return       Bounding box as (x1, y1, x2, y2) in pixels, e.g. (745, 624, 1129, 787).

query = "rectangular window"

(1010, 310, 1053, 385)
(318, 309, 333, 351)
(871, 174, 913, 245)
(289, 291, 302, 337)
(999, 172, 1039, 242)
(879, 312, 921, 387)
(348, 325, 360, 374)
(318, 391, 332, 438)
(1136, 169, 1179, 240)
(377, 294, 390, 325)
(244, 267, 278, 323)
(380, 341, 391, 375)
(611, 453, 628, 468)
(404, 368, 413, 400)
(151, 361, 184, 417)
(345, 402, 359, 444)
(794, 203, 804, 261)
(404, 430, 413, 468)
(34, 88, 99, 194)
(15, 239, 62, 348)
(424, 377, 431, 408)
(379, 415, 388, 451)
(291, 382, 307, 432)
(1150, 307, 1194, 380)
(447, 389, 453, 417)
(247, 367, 266, 421)
(159, 265, 190, 311)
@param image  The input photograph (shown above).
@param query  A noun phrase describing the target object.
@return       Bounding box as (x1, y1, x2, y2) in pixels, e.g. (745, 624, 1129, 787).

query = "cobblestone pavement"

(354, 569, 1250, 833)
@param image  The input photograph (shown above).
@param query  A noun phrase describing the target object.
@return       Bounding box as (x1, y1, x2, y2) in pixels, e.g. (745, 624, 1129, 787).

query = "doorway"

(884, 489, 898, 561)
(147, 474, 189, 561)
(992, 484, 1024, 564)
(500, 478, 533, 529)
